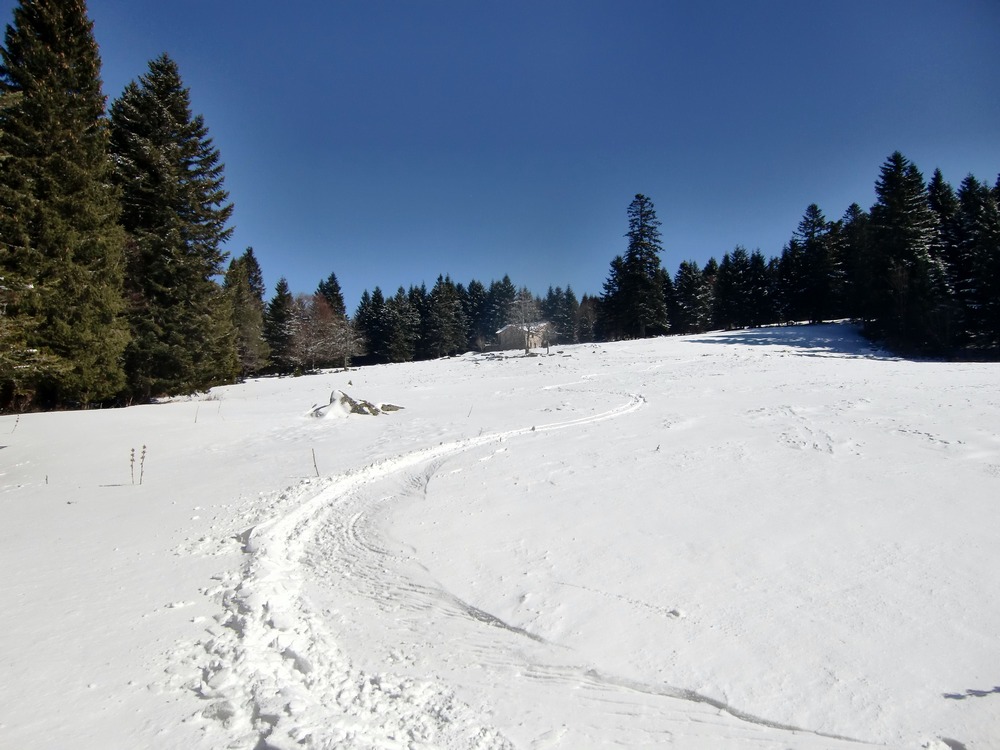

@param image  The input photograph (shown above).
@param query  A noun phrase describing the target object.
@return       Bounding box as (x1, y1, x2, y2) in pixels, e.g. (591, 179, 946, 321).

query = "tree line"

(601, 159, 1000, 355)
(0, 0, 590, 408)
(2, 0, 997, 411)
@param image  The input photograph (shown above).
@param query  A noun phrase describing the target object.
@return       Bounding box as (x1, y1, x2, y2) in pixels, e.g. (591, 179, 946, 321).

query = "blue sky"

(4, 1, 999, 310)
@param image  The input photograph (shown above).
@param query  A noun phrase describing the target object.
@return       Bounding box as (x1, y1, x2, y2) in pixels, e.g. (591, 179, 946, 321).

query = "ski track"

(175, 387, 887, 749)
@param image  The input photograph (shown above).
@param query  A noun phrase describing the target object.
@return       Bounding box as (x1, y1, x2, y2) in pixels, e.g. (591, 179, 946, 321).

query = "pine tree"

(576, 294, 599, 343)
(384, 286, 419, 363)
(746, 249, 774, 327)
(242, 247, 266, 305)
(602, 194, 669, 338)
(316, 271, 346, 318)
(354, 286, 389, 362)
(407, 283, 433, 360)
(562, 285, 580, 343)
(427, 275, 467, 357)
(659, 269, 675, 333)
(839, 204, 872, 321)
(714, 246, 753, 329)
(576, 294, 601, 344)
(869, 152, 951, 351)
(600, 255, 627, 339)
(0, 0, 128, 407)
(109, 53, 236, 398)
(672, 260, 713, 334)
(224, 251, 269, 376)
(955, 175, 1000, 344)
(486, 275, 516, 336)
(793, 204, 844, 323)
(701, 257, 719, 322)
(462, 278, 490, 351)
(264, 278, 295, 372)
(775, 239, 807, 323)
(540, 285, 578, 346)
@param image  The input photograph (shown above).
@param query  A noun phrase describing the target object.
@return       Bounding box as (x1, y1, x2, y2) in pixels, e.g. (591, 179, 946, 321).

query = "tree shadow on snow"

(943, 685, 1000, 700)
(687, 323, 897, 361)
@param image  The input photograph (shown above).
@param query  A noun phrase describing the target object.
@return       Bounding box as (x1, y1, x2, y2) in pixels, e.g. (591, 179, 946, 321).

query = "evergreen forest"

(1, 0, 998, 411)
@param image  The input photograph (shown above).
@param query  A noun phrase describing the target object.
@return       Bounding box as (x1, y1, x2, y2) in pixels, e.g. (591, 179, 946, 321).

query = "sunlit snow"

(1, 324, 996, 749)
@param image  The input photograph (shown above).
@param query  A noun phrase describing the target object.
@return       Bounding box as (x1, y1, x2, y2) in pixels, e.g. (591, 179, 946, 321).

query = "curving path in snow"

(184, 385, 889, 749)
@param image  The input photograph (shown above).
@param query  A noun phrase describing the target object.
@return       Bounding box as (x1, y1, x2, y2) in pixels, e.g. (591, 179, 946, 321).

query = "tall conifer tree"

(869, 152, 951, 350)
(427, 275, 467, 357)
(316, 271, 346, 318)
(264, 278, 295, 372)
(462, 278, 491, 351)
(109, 53, 236, 398)
(672, 260, 713, 334)
(224, 251, 269, 376)
(603, 194, 669, 338)
(955, 175, 1000, 344)
(0, 0, 128, 407)
(839, 204, 872, 321)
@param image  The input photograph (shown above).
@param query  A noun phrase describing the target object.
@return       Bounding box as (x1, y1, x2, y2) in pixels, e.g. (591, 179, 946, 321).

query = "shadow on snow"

(686, 323, 896, 361)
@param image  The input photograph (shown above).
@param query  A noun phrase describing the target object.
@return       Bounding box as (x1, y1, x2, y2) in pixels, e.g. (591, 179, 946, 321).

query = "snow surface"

(1, 323, 997, 749)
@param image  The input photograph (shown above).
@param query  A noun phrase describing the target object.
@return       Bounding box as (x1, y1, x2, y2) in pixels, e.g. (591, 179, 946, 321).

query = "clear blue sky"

(4, 1, 999, 310)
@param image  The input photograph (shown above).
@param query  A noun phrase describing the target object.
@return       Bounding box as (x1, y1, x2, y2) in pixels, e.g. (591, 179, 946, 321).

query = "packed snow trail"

(184, 394, 650, 748)
(182, 387, 888, 749)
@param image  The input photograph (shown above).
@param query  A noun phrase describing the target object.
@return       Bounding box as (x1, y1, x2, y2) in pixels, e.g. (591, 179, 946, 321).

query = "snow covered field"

(1, 323, 997, 750)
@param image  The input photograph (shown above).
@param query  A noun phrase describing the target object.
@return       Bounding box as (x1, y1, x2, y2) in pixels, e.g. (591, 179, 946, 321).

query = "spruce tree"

(0, 0, 128, 407)
(672, 260, 713, 334)
(576, 294, 599, 342)
(701, 257, 719, 321)
(839, 204, 872, 321)
(264, 278, 295, 372)
(242, 247, 266, 305)
(658, 268, 675, 333)
(793, 204, 843, 323)
(746, 249, 774, 327)
(600, 255, 627, 339)
(562, 285, 580, 343)
(109, 53, 236, 398)
(869, 152, 951, 351)
(224, 251, 269, 376)
(775, 239, 807, 323)
(955, 175, 1000, 344)
(714, 246, 753, 329)
(428, 275, 467, 357)
(354, 286, 389, 362)
(603, 194, 668, 338)
(462, 278, 490, 350)
(384, 286, 419, 363)
(407, 283, 433, 360)
(316, 271, 347, 318)
(486, 275, 516, 335)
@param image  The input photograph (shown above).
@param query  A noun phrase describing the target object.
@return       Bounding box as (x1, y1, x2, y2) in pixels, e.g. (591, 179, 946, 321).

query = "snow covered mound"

(310, 389, 404, 418)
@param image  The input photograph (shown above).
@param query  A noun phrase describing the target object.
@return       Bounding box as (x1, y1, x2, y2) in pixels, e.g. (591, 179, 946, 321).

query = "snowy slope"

(1, 324, 997, 749)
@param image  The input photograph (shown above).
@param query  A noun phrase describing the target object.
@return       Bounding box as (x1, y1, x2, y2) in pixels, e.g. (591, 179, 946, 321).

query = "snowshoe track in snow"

(181, 395, 645, 748)
(178, 387, 888, 749)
